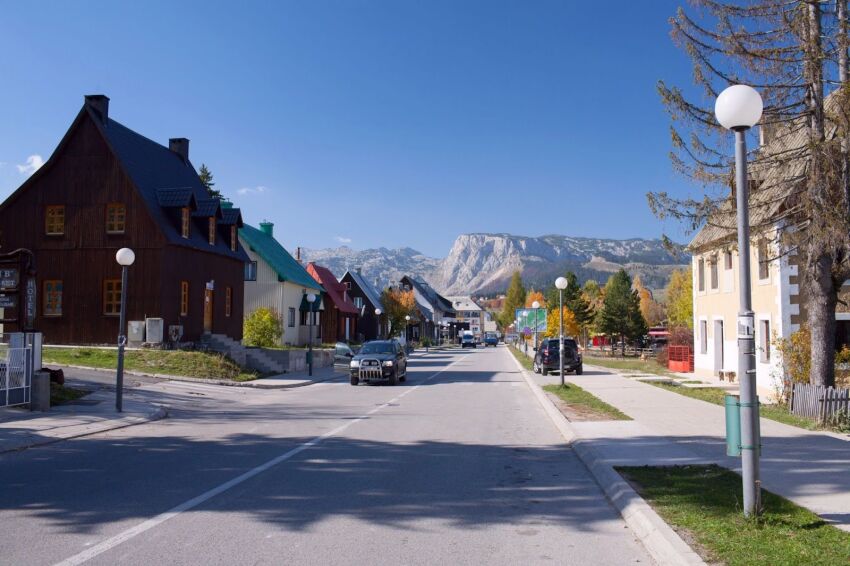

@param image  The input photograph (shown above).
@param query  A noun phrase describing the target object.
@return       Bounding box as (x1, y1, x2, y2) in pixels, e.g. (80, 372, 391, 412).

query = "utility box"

(127, 321, 145, 345)
(145, 318, 164, 344)
(725, 394, 741, 457)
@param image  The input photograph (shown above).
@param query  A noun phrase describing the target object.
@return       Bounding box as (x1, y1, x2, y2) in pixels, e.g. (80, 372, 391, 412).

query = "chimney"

(169, 138, 190, 163)
(259, 221, 274, 236)
(84, 94, 110, 123)
(220, 200, 233, 209)
(296, 247, 301, 263)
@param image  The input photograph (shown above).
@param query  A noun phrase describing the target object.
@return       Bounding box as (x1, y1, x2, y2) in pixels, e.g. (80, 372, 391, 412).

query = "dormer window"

(208, 217, 216, 245)
(181, 207, 190, 238)
(230, 226, 237, 252)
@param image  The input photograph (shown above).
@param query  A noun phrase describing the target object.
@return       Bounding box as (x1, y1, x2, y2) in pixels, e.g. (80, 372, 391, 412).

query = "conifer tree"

(198, 164, 222, 199)
(598, 270, 648, 355)
(500, 271, 527, 328)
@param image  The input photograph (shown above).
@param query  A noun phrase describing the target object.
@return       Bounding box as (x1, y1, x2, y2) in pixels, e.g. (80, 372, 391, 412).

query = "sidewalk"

(533, 363, 850, 533)
(241, 365, 346, 389)
(0, 390, 167, 453)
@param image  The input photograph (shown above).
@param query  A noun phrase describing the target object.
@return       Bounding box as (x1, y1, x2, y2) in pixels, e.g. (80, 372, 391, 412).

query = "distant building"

(399, 276, 456, 342)
(239, 222, 324, 346)
(340, 270, 383, 342)
(306, 263, 359, 343)
(446, 296, 484, 338)
(0, 94, 248, 344)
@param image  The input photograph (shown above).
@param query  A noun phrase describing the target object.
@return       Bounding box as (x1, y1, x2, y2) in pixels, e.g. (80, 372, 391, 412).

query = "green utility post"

(725, 394, 742, 457)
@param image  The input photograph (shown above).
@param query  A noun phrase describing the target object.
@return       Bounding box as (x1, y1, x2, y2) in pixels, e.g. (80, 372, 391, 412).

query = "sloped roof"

(156, 188, 195, 208)
(86, 106, 248, 261)
(401, 276, 456, 317)
(342, 270, 383, 309)
(689, 97, 840, 252)
(220, 208, 242, 226)
(307, 263, 360, 315)
(446, 296, 482, 312)
(240, 224, 323, 290)
(193, 198, 223, 219)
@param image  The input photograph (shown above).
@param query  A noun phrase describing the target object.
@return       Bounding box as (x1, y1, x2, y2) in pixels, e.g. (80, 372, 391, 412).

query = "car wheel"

(576, 365, 583, 375)
(542, 367, 549, 376)
(533, 361, 540, 374)
(389, 368, 398, 386)
(350, 375, 359, 386)
(400, 367, 406, 382)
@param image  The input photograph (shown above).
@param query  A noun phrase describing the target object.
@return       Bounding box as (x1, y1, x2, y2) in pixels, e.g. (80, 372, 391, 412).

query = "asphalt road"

(0, 346, 650, 566)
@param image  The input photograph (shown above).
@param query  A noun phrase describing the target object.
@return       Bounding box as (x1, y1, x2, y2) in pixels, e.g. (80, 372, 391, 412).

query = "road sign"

(515, 308, 547, 333)
(0, 268, 19, 291)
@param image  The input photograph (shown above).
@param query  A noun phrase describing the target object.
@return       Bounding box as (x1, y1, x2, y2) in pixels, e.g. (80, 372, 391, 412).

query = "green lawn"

(645, 381, 827, 432)
(508, 345, 533, 370)
(619, 465, 850, 566)
(543, 384, 631, 420)
(50, 382, 90, 405)
(42, 347, 260, 382)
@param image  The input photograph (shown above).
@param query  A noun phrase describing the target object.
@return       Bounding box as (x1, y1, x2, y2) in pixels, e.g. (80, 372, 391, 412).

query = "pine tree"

(598, 270, 648, 355)
(650, 1, 850, 386)
(500, 271, 526, 328)
(198, 164, 222, 199)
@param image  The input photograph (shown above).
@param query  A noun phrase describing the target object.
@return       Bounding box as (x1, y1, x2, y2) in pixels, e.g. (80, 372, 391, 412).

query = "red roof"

(306, 263, 360, 315)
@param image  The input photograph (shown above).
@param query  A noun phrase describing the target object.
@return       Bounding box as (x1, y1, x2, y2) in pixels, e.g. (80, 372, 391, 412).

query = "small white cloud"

(237, 185, 268, 196)
(16, 155, 44, 176)
(335, 236, 352, 244)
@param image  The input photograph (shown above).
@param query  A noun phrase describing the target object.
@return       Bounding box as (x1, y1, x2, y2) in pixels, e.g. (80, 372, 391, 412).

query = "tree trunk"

(808, 252, 837, 387)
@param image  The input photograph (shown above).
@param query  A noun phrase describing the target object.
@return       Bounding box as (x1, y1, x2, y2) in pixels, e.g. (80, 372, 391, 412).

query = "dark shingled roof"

(193, 199, 223, 219)
(87, 106, 248, 261)
(341, 270, 383, 310)
(220, 208, 242, 226)
(156, 188, 196, 208)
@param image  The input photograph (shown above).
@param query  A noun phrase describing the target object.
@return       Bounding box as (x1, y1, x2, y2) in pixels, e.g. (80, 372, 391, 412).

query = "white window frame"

(699, 319, 708, 355)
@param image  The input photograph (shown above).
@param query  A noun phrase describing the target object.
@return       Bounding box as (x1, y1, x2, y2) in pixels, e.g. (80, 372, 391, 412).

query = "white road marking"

(54, 354, 463, 566)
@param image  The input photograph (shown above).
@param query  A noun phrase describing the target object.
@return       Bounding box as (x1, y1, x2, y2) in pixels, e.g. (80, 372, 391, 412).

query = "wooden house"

(340, 269, 384, 341)
(0, 95, 249, 344)
(305, 263, 359, 343)
(400, 276, 456, 343)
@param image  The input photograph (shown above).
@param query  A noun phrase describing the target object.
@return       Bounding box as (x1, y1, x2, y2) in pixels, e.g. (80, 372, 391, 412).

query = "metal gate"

(0, 335, 35, 407)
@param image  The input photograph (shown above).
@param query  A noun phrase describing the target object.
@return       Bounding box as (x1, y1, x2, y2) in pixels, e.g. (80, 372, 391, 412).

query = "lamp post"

(115, 247, 135, 412)
(306, 293, 317, 376)
(532, 300, 541, 351)
(715, 84, 763, 518)
(375, 308, 382, 340)
(405, 314, 411, 345)
(555, 277, 568, 387)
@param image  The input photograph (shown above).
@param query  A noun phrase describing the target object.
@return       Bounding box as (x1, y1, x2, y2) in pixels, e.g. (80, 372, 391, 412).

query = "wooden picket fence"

(790, 382, 850, 422)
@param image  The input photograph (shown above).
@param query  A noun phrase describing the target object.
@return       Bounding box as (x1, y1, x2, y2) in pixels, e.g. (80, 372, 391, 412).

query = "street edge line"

(507, 347, 706, 566)
(53, 355, 463, 566)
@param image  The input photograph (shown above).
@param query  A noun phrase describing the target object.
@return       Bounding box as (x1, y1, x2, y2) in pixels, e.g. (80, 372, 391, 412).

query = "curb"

(507, 351, 706, 566)
(0, 404, 169, 454)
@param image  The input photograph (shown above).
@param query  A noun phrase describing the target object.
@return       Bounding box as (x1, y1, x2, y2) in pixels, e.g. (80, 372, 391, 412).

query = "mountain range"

(301, 233, 688, 296)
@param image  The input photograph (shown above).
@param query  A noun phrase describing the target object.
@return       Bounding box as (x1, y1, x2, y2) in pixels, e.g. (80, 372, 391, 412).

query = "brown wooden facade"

(0, 95, 247, 344)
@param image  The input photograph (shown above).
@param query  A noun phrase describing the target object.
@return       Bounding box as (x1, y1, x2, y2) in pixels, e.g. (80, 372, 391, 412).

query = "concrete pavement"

(532, 361, 850, 533)
(0, 346, 650, 566)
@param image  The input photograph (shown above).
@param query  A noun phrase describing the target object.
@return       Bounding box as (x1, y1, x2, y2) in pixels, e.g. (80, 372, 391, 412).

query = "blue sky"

(0, 0, 700, 257)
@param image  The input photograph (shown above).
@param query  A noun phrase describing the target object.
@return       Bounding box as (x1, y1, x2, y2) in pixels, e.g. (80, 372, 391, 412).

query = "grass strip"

(50, 383, 89, 405)
(584, 354, 674, 376)
(644, 381, 827, 432)
(619, 464, 850, 566)
(543, 384, 631, 421)
(507, 344, 631, 420)
(42, 348, 259, 382)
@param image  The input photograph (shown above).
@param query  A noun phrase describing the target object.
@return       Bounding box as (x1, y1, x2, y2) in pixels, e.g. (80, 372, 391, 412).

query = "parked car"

(484, 332, 499, 347)
(350, 340, 408, 385)
(334, 342, 355, 365)
(532, 338, 583, 375)
(461, 331, 476, 348)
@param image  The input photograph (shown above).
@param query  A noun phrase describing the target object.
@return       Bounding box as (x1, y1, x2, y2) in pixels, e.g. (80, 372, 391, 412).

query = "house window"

(760, 320, 771, 362)
(697, 259, 705, 292)
(103, 279, 122, 315)
(699, 320, 708, 354)
(301, 310, 320, 326)
(353, 296, 363, 309)
(710, 256, 719, 290)
(225, 287, 232, 317)
(288, 307, 296, 327)
(181, 207, 190, 238)
(45, 205, 65, 235)
(244, 261, 257, 281)
(180, 281, 189, 316)
(43, 280, 63, 317)
(105, 203, 126, 234)
(724, 251, 733, 270)
(757, 241, 770, 280)
(230, 226, 238, 252)
(208, 217, 216, 245)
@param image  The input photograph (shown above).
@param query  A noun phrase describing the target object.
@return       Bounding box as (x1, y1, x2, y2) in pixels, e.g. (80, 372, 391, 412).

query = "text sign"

(0, 267, 19, 291)
(0, 294, 18, 309)
(25, 277, 36, 329)
(737, 314, 754, 340)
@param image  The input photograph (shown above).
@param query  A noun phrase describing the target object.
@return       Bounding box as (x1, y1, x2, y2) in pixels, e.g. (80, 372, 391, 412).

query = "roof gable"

(342, 270, 383, 309)
(307, 263, 359, 314)
(240, 224, 323, 290)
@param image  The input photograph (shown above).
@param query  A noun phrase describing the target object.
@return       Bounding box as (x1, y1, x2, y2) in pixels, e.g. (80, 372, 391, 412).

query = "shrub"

(243, 307, 283, 348)
(656, 346, 669, 367)
(668, 325, 694, 346)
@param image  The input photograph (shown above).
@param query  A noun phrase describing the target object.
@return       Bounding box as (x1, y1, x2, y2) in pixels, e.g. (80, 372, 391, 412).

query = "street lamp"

(306, 293, 317, 376)
(375, 308, 382, 339)
(532, 300, 541, 351)
(716, 83, 763, 518)
(555, 276, 568, 387)
(405, 315, 411, 344)
(115, 247, 135, 412)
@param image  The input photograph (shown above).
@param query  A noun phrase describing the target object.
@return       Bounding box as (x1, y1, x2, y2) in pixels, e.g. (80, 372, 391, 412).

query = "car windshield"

(360, 342, 394, 355)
